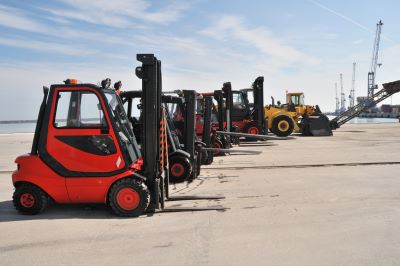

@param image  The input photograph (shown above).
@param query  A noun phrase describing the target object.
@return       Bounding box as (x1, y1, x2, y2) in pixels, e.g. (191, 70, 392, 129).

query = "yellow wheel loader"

(242, 80, 400, 137)
(264, 92, 332, 136)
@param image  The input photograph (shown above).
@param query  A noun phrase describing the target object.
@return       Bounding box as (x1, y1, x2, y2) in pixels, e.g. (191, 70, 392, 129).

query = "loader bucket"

(301, 114, 332, 136)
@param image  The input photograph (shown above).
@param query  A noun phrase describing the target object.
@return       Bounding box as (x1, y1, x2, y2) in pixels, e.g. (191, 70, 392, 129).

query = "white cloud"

(43, 0, 193, 27)
(0, 4, 138, 50)
(0, 4, 52, 34)
(0, 37, 98, 56)
(202, 15, 318, 65)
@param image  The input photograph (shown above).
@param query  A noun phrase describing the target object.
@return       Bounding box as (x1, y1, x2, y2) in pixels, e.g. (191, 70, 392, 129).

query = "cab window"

(232, 92, 246, 110)
(54, 90, 107, 128)
(290, 95, 300, 106)
(299, 95, 304, 105)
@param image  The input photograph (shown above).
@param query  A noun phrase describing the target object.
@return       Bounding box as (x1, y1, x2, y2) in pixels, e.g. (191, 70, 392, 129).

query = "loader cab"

(287, 92, 305, 106)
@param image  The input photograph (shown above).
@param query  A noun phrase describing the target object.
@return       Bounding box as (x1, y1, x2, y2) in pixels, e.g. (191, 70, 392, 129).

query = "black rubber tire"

(196, 155, 201, 177)
(108, 178, 150, 217)
(203, 150, 214, 165)
(13, 183, 48, 215)
(169, 155, 192, 183)
(200, 149, 209, 165)
(272, 115, 294, 137)
(243, 121, 260, 135)
(242, 121, 261, 141)
(213, 138, 224, 156)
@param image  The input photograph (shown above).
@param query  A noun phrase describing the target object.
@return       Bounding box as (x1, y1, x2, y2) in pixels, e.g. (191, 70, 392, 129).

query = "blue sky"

(0, 0, 399, 120)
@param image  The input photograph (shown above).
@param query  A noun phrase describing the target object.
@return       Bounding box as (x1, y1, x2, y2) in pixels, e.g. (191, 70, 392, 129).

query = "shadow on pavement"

(238, 143, 278, 147)
(0, 200, 120, 222)
(0, 198, 228, 222)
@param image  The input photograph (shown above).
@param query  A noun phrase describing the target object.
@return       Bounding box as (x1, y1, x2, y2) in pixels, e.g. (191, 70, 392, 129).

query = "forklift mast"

(213, 90, 225, 131)
(135, 54, 164, 210)
(182, 90, 196, 158)
(252, 76, 267, 135)
(202, 96, 213, 146)
(222, 82, 233, 132)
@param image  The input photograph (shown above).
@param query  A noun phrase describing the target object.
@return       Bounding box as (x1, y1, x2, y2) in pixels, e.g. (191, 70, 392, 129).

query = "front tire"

(13, 183, 48, 215)
(272, 115, 294, 137)
(243, 121, 260, 135)
(243, 121, 261, 141)
(213, 138, 224, 156)
(108, 178, 150, 217)
(169, 156, 192, 183)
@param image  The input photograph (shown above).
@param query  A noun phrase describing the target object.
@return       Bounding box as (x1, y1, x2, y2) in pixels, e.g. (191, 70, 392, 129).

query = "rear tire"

(13, 183, 48, 215)
(108, 178, 150, 217)
(272, 115, 294, 137)
(169, 155, 192, 183)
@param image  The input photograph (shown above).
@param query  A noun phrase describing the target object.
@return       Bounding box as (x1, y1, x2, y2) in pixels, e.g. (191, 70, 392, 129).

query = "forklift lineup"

(11, 54, 400, 217)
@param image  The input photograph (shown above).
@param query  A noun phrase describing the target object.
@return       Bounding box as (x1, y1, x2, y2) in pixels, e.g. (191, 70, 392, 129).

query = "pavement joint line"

(203, 161, 400, 170)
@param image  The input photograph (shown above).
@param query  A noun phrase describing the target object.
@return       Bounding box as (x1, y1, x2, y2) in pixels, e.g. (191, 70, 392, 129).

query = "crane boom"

(368, 20, 383, 99)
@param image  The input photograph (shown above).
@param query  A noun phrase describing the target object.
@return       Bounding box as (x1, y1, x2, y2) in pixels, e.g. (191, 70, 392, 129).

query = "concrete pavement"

(1, 123, 400, 265)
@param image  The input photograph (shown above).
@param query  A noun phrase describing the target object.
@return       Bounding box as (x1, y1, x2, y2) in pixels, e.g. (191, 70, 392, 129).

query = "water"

(0, 116, 398, 134)
(327, 116, 399, 124)
(0, 122, 36, 134)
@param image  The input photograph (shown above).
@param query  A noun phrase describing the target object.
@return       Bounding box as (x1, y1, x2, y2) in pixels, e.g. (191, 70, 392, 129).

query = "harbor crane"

(349, 62, 356, 108)
(340, 73, 346, 112)
(367, 20, 383, 99)
(335, 82, 340, 114)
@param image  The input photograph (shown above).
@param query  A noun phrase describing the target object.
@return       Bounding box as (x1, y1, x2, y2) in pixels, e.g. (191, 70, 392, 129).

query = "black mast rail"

(330, 80, 400, 129)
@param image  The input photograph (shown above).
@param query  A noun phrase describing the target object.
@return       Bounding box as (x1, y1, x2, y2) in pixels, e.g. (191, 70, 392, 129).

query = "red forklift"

(220, 77, 267, 135)
(197, 78, 271, 153)
(11, 54, 168, 216)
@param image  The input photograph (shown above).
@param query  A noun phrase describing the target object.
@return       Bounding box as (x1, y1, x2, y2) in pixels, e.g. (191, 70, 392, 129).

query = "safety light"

(64, 79, 78, 85)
